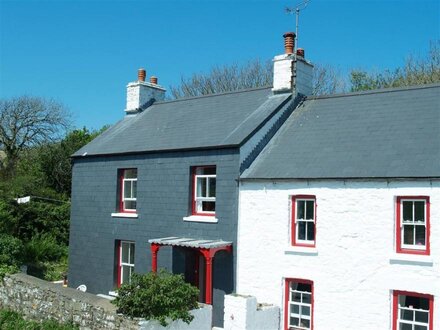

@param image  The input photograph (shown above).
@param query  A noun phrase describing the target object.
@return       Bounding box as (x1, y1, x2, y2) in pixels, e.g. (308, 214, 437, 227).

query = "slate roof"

(73, 87, 291, 157)
(242, 84, 440, 179)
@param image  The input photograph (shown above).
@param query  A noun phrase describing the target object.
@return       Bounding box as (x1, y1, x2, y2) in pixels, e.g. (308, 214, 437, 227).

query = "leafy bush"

(0, 265, 19, 279)
(0, 309, 78, 329)
(114, 270, 199, 326)
(0, 234, 24, 266)
(24, 233, 67, 263)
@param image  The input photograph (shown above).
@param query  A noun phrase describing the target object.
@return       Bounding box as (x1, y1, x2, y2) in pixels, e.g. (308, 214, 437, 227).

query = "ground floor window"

(393, 290, 433, 330)
(285, 279, 313, 330)
(117, 241, 135, 287)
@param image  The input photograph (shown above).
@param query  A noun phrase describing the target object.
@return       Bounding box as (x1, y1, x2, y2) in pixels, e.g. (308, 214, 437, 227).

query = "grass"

(0, 309, 78, 330)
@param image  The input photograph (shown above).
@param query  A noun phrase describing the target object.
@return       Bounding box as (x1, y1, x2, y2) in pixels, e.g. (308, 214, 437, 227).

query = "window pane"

(302, 292, 311, 304)
(306, 201, 314, 220)
(290, 317, 300, 327)
(298, 283, 312, 292)
(415, 226, 426, 246)
(129, 244, 135, 264)
(292, 304, 300, 314)
(402, 201, 413, 221)
(298, 222, 306, 240)
(301, 319, 310, 329)
(197, 178, 207, 197)
(208, 178, 216, 197)
(415, 311, 429, 323)
(132, 181, 137, 198)
(302, 305, 310, 316)
(297, 201, 305, 219)
(306, 223, 315, 241)
(125, 200, 136, 210)
(204, 167, 216, 175)
(414, 201, 425, 222)
(124, 169, 137, 179)
(122, 265, 130, 284)
(202, 201, 215, 212)
(291, 292, 301, 302)
(124, 181, 132, 198)
(403, 225, 414, 245)
(399, 323, 412, 330)
(121, 243, 129, 263)
(401, 309, 413, 321)
(414, 325, 427, 330)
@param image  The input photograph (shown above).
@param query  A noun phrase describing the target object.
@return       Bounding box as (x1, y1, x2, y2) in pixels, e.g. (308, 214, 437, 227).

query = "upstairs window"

(192, 166, 216, 216)
(393, 291, 433, 330)
(396, 197, 430, 255)
(291, 196, 316, 247)
(117, 241, 135, 287)
(119, 169, 137, 213)
(285, 279, 313, 330)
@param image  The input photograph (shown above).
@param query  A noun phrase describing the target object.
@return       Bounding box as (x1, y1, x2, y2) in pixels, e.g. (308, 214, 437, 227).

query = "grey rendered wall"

(68, 148, 239, 326)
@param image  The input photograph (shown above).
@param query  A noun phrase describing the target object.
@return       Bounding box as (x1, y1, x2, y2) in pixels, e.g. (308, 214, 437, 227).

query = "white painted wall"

(126, 81, 166, 113)
(237, 179, 440, 330)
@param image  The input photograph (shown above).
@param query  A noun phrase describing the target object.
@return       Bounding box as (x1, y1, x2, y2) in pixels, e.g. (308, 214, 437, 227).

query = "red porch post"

(150, 243, 160, 272)
(201, 249, 214, 305)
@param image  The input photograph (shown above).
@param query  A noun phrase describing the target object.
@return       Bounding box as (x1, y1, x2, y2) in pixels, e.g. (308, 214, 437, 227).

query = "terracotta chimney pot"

(138, 68, 146, 82)
(150, 76, 158, 85)
(283, 32, 295, 55)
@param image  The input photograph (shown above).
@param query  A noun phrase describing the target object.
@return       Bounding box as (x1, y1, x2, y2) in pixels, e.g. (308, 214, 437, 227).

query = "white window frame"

(287, 281, 312, 330)
(121, 169, 137, 212)
(396, 293, 431, 330)
(193, 167, 216, 215)
(119, 241, 135, 286)
(294, 198, 316, 246)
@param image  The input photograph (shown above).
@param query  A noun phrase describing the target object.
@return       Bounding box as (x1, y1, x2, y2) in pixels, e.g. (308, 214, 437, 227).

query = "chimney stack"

(283, 32, 295, 54)
(272, 32, 313, 96)
(138, 68, 146, 82)
(125, 68, 166, 114)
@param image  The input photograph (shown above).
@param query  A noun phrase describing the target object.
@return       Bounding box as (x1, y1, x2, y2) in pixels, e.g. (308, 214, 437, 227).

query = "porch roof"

(148, 237, 232, 249)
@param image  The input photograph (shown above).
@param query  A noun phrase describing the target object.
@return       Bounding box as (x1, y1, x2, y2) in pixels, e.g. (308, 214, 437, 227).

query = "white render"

(125, 81, 166, 113)
(272, 54, 313, 96)
(223, 294, 279, 330)
(237, 179, 439, 330)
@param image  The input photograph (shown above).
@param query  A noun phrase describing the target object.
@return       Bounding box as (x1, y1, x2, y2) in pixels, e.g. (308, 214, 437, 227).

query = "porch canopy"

(148, 237, 232, 305)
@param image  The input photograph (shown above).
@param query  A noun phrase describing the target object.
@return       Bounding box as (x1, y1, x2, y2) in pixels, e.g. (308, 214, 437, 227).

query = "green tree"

(351, 41, 440, 92)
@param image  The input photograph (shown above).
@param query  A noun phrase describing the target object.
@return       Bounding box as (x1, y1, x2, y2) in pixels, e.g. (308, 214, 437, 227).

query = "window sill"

(183, 215, 218, 223)
(389, 253, 433, 266)
(285, 246, 318, 255)
(111, 212, 138, 218)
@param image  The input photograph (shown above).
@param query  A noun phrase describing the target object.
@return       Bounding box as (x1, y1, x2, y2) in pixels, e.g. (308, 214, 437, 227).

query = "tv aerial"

(285, 0, 310, 50)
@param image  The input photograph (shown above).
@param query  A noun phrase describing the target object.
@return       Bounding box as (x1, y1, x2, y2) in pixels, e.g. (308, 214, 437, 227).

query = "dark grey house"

(68, 32, 311, 326)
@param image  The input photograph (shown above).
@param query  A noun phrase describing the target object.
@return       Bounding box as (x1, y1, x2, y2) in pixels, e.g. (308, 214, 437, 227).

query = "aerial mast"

(285, 0, 310, 51)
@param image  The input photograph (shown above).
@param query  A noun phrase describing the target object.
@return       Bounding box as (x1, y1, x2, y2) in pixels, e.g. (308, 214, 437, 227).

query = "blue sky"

(1, 0, 439, 130)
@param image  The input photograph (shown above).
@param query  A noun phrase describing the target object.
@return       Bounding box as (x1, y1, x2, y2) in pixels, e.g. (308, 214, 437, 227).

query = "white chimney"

(272, 32, 313, 96)
(125, 68, 166, 114)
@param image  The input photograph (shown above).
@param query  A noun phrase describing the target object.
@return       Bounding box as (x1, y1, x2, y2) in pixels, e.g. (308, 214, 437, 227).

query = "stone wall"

(0, 273, 212, 330)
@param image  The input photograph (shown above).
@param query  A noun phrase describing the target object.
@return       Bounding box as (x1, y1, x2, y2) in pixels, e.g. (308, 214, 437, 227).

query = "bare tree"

(0, 96, 70, 174)
(170, 59, 273, 99)
(313, 63, 347, 95)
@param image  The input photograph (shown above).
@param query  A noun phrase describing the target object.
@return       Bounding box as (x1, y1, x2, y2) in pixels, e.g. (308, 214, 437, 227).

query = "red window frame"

(284, 278, 314, 330)
(116, 240, 135, 288)
(392, 290, 434, 330)
(191, 165, 216, 216)
(119, 168, 137, 213)
(291, 195, 317, 247)
(396, 196, 430, 255)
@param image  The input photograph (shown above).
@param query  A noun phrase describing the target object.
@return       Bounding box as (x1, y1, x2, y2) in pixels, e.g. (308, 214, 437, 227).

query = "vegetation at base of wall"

(0, 115, 106, 281)
(0, 309, 78, 330)
(114, 270, 199, 326)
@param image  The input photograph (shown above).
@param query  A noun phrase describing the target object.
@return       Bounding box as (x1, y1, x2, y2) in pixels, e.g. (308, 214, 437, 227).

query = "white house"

(237, 83, 440, 330)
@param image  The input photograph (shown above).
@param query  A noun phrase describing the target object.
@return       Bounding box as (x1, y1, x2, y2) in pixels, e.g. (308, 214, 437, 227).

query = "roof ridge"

(307, 83, 440, 101)
(154, 85, 273, 105)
